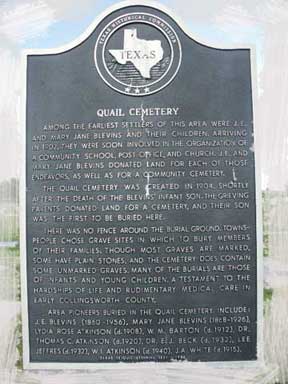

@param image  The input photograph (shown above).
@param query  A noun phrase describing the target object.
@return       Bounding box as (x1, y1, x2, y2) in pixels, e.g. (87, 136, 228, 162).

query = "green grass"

(0, 212, 19, 242)
(264, 288, 273, 303)
(16, 313, 23, 370)
(0, 245, 22, 369)
(262, 191, 270, 257)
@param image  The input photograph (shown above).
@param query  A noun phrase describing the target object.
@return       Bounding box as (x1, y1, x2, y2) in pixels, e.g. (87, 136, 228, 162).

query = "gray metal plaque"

(23, 3, 260, 368)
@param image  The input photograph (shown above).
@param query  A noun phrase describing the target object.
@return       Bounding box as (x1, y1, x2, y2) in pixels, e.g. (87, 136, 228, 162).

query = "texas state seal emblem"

(94, 12, 182, 96)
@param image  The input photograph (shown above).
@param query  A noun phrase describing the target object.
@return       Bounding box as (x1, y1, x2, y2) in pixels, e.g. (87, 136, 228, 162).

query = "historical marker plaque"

(22, 3, 260, 368)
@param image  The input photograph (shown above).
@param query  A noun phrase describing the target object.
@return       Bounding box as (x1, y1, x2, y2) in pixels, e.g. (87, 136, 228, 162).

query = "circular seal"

(95, 12, 182, 96)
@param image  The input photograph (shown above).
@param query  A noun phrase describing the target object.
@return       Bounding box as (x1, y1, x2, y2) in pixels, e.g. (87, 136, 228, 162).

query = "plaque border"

(20, 0, 264, 370)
